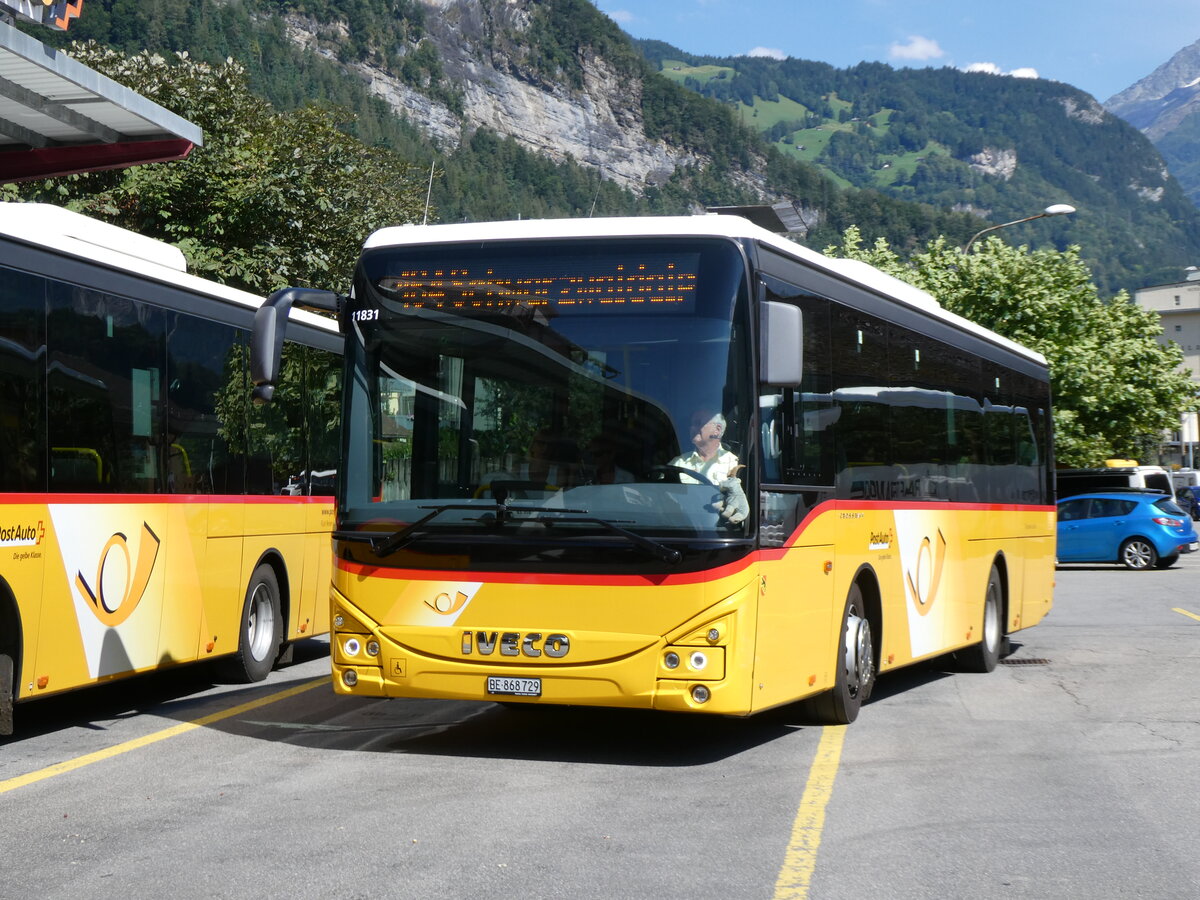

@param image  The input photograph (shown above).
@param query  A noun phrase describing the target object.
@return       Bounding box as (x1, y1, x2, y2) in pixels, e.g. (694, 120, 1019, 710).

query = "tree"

(824, 228, 1196, 466)
(4, 44, 426, 294)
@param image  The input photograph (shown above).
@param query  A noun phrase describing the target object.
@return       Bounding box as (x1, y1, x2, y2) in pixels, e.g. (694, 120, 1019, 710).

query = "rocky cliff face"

(284, 0, 705, 194)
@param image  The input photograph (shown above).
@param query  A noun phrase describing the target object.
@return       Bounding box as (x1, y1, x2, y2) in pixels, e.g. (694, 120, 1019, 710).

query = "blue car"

(1057, 491, 1200, 570)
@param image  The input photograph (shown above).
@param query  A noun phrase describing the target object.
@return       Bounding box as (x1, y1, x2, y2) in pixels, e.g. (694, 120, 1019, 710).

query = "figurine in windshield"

(670, 410, 749, 524)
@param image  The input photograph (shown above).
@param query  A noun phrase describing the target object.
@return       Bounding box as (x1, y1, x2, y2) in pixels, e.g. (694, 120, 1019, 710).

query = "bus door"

(168, 314, 248, 660)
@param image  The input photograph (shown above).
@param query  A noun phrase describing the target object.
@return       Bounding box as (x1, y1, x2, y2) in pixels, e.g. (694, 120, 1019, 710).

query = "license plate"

(486, 676, 542, 697)
(1188, 542, 1199, 553)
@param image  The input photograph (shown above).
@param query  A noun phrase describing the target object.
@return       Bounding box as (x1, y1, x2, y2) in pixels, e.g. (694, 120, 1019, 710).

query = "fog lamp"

(691, 685, 710, 703)
(342, 669, 358, 687)
(664, 651, 681, 669)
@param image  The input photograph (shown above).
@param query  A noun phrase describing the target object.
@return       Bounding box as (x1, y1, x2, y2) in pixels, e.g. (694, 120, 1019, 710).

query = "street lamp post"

(963, 204, 1076, 253)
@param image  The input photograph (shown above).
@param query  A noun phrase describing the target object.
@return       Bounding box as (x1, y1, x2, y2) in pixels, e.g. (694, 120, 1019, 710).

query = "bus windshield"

(339, 236, 754, 558)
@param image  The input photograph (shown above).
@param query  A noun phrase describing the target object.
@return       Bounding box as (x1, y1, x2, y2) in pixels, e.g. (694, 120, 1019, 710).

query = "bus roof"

(363, 214, 1046, 368)
(0, 202, 337, 333)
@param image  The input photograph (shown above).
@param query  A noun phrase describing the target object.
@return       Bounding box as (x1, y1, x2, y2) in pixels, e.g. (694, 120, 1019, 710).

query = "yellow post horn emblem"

(75, 522, 161, 627)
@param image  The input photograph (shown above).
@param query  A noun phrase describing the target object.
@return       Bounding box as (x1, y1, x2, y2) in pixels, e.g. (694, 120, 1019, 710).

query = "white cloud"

(964, 62, 1041, 80)
(889, 36, 944, 62)
(605, 9, 634, 24)
(748, 47, 786, 60)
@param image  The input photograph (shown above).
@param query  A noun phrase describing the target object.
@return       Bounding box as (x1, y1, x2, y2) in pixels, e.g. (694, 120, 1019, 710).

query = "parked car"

(1056, 491, 1200, 570)
(1056, 464, 1174, 500)
(1177, 485, 1200, 522)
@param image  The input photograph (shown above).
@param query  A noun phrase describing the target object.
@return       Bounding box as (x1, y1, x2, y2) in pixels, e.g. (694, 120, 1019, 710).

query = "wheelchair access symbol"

(75, 522, 161, 628)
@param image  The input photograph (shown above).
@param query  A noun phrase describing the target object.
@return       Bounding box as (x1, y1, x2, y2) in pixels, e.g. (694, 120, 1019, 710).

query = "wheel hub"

(843, 612, 874, 698)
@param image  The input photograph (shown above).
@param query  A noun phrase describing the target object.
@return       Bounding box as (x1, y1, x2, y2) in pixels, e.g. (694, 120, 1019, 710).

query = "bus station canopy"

(0, 19, 202, 183)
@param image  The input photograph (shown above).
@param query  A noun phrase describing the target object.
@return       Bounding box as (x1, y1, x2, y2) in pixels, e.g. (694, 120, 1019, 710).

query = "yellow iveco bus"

(252, 212, 1054, 724)
(0, 204, 340, 735)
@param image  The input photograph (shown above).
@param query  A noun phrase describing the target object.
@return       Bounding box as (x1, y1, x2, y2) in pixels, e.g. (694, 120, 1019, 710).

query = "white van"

(1171, 469, 1200, 494)
(1056, 464, 1174, 499)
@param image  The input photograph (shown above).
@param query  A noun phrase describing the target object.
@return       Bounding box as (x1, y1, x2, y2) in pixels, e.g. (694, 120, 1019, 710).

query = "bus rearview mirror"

(251, 287, 339, 404)
(760, 300, 803, 385)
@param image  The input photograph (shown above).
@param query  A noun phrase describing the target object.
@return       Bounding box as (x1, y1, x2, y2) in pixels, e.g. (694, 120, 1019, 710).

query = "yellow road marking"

(1173, 607, 1200, 622)
(773, 725, 847, 899)
(0, 677, 325, 796)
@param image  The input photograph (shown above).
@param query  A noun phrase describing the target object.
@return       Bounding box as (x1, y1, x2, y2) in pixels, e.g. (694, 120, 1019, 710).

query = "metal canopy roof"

(0, 19, 203, 182)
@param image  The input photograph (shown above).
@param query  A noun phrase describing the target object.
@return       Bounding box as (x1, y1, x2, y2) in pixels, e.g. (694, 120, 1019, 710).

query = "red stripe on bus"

(2, 493, 333, 504)
(335, 498, 1053, 586)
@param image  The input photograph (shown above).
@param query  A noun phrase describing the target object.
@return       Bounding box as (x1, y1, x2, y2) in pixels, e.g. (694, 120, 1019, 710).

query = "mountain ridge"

(1104, 37, 1200, 210)
(634, 38, 1200, 294)
(25, 0, 1200, 294)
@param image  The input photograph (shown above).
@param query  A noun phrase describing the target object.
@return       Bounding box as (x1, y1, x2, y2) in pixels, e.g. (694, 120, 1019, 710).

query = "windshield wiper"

(524, 514, 682, 564)
(335, 502, 680, 563)
(340, 500, 586, 558)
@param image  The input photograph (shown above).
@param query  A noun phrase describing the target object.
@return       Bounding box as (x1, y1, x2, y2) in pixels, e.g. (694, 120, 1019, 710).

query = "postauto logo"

(0, 521, 45, 546)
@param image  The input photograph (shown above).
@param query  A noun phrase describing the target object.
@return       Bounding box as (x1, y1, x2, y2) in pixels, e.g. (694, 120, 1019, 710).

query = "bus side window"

(47, 284, 166, 494)
(777, 294, 833, 489)
(166, 314, 241, 495)
(0, 266, 48, 492)
(246, 343, 309, 495)
(759, 392, 783, 483)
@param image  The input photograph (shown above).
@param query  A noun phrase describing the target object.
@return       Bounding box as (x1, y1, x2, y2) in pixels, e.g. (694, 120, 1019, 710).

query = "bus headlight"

(664, 651, 681, 669)
(344, 637, 361, 657)
(689, 651, 708, 671)
(366, 640, 380, 657)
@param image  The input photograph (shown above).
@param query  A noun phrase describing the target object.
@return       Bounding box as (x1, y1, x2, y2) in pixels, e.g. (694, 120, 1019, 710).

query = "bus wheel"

(0, 653, 13, 737)
(224, 564, 282, 683)
(810, 582, 875, 724)
(958, 565, 1003, 673)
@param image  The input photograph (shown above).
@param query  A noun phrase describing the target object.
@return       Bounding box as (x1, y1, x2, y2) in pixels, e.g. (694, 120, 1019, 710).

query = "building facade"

(1135, 273, 1200, 468)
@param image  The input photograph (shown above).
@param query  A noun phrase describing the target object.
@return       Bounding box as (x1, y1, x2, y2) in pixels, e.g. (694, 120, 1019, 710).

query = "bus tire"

(958, 564, 1003, 673)
(223, 563, 282, 683)
(0, 652, 13, 737)
(809, 582, 875, 724)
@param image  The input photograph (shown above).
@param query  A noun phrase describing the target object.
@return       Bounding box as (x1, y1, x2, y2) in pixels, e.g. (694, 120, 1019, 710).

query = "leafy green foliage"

(825, 228, 1196, 466)
(5, 46, 426, 293)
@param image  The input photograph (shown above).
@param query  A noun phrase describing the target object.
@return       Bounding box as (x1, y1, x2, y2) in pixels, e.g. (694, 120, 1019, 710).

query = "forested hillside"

(23, 0, 1200, 294)
(638, 40, 1200, 294)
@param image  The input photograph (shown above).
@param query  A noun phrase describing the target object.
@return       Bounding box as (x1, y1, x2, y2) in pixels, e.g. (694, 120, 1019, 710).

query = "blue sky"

(592, 0, 1200, 102)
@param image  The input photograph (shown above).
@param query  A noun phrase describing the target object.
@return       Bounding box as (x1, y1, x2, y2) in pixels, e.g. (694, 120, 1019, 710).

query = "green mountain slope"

(639, 40, 1200, 294)
(24, 0, 1199, 295)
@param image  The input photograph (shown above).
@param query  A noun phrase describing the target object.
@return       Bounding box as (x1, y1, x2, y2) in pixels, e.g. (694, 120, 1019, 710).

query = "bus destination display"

(375, 253, 699, 315)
